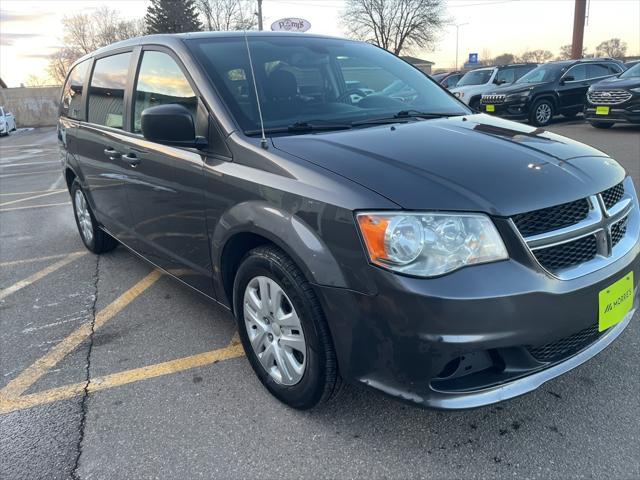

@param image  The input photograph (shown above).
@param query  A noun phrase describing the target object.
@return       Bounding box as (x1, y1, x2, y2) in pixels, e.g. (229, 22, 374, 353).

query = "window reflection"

(88, 53, 132, 129)
(133, 51, 197, 133)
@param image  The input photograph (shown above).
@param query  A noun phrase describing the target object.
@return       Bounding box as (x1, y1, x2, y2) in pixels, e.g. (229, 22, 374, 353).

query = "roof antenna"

(244, 31, 268, 149)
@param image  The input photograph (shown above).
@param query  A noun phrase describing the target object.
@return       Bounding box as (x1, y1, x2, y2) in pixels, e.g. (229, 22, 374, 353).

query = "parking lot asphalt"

(1, 122, 639, 480)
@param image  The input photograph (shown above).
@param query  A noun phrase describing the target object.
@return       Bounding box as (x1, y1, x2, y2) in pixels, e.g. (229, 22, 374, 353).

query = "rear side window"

(587, 64, 610, 79)
(133, 51, 197, 134)
(88, 52, 132, 129)
(60, 60, 90, 120)
(606, 63, 623, 74)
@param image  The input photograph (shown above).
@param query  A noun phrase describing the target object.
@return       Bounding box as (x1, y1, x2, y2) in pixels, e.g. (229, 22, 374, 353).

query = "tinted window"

(607, 63, 623, 74)
(445, 74, 461, 88)
(586, 64, 610, 78)
(457, 69, 493, 86)
(187, 37, 467, 133)
(133, 51, 197, 134)
(88, 52, 132, 129)
(565, 64, 586, 81)
(495, 67, 515, 84)
(516, 64, 562, 83)
(620, 62, 640, 78)
(60, 60, 90, 120)
(516, 65, 537, 79)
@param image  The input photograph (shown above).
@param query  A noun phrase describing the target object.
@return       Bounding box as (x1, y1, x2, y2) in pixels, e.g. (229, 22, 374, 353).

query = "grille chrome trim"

(587, 89, 632, 105)
(480, 94, 506, 105)
(511, 177, 640, 280)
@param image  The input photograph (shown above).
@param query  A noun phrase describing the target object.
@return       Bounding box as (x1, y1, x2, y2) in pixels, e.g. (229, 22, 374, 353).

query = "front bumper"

(315, 237, 639, 410)
(584, 100, 640, 124)
(480, 99, 531, 120)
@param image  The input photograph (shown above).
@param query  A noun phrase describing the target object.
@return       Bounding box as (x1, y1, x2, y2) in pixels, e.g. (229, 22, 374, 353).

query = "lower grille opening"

(533, 234, 598, 272)
(526, 324, 603, 363)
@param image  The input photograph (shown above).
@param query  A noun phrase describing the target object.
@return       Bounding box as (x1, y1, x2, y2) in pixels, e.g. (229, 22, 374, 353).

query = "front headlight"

(630, 87, 640, 93)
(356, 212, 508, 277)
(506, 91, 531, 101)
(454, 91, 463, 98)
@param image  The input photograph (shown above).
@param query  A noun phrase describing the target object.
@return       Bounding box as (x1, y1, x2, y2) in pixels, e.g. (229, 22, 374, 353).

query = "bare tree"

(520, 49, 553, 63)
(341, 0, 446, 56)
(492, 53, 515, 65)
(596, 38, 627, 58)
(557, 44, 587, 60)
(48, 8, 145, 84)
(196, 0, 256, 31)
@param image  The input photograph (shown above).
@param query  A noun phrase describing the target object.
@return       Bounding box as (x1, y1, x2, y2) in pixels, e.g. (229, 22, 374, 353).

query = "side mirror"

(494, 78, 505, 85)
(560, 75, 575, 85)
(141, 104, 207, 149)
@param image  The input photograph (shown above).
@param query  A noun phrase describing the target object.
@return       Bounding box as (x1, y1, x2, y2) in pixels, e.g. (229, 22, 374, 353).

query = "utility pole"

(454, 23, 469, 70)
(571, 0, 587, 58)
(257, 0, 264, 31)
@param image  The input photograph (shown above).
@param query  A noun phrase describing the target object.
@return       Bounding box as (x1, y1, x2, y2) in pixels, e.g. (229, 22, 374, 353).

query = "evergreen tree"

(146, 0, 203, 34)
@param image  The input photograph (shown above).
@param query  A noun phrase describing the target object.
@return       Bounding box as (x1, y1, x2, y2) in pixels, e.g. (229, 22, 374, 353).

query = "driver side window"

(565, 65, 586, 81)
(133, 51, 197, 134)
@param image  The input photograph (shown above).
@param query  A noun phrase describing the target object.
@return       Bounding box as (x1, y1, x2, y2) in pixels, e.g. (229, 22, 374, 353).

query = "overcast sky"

(1, 0, 639, 86)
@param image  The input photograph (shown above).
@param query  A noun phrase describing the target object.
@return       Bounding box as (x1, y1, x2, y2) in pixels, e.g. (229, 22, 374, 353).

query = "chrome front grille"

(511, 179, 639, 280)
(587, 90, 632, 105)
(480, 94, 505, 104)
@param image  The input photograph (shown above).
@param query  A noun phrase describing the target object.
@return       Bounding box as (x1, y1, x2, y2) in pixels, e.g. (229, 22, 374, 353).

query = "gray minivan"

(59, 32, 639, 410)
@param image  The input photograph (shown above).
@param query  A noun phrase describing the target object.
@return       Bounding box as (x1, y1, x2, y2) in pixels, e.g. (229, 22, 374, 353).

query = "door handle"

(103, 148, 121, 160)
(123, 153, 141, 167)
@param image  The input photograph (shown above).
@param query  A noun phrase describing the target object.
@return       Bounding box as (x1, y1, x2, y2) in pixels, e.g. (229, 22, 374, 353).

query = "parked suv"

(585, 61, 640, 128)
(450, 64, 538, 110)
(431, 70, 464, 89)
(481, 58, 625, 126)
(59, 32, 639, 410)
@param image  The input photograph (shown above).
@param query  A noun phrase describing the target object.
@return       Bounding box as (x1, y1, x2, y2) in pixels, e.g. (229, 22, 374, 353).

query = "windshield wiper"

(245, 121, 352, 136)
(351, 110, 464, 126)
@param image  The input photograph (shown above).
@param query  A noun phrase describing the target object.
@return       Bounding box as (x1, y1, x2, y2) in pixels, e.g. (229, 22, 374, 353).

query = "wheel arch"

(212, 201, 348, 310)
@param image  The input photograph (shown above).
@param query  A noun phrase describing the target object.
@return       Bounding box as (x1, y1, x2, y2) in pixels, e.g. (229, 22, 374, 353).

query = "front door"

(123, 49, 212, 295)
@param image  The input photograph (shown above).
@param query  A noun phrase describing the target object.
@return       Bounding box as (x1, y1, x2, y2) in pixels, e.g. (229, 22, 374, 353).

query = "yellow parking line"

(0, 270, 162, 400)
(0, 188, 66, 197)
(0, 251, 85, 268)
(0, 252, 86, 301)
(0, 202, 70, 212)
(0, 190, 67, 207)
(0, 343, 245, 414)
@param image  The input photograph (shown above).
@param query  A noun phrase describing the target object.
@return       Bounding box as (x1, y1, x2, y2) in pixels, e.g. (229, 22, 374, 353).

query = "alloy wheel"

(243, 276, 307, 385)
(536, 103, 552, 124)
(74, 189, 93, 244)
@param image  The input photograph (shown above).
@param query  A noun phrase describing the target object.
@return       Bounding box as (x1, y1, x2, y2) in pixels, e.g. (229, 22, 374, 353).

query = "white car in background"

(450, 64, 538, 110)
(0, 106, 17, 136)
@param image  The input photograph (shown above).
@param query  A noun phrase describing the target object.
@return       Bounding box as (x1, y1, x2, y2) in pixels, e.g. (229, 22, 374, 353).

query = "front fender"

(211, 200, 348, 303)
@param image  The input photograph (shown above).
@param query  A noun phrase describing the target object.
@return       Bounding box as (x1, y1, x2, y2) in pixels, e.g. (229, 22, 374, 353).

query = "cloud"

(0, 9, 54, 23)
(0, 32, 42, 46)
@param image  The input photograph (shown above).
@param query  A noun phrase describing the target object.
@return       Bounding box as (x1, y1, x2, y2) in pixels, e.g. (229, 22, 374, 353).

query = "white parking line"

(0, 202, 70, 212)
(0, 188, 66, 197)
(0, 190, 67, 207)
(0, 252, 86, 301)
(0, 170, 60, 179)
(0, 160, 60, 168)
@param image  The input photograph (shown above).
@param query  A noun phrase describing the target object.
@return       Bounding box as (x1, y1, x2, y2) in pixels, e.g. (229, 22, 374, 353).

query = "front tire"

(233, 246, 341, 409)
(590, 121, 614, 129)
(70, 180, 118, 254)
(529, 99, 554, 126)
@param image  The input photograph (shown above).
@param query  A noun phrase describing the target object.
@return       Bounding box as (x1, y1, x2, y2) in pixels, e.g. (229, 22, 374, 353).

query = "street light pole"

(454, 23, 469, 70)
(257, 0, 264, 31)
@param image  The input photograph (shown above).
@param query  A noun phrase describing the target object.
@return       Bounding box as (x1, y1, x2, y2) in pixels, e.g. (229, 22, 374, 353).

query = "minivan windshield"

(516, 64, 562, 84)
(620, 62, 640, 78)
(456, 69, 493, 86)
(186, 36, 468, 133)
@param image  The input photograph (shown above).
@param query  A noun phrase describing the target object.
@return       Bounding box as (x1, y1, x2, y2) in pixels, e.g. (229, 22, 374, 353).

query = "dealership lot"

(1, 123, 639, 479)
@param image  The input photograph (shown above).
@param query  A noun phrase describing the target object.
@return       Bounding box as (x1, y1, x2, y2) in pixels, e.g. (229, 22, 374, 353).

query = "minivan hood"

(272, 114, 625, 216)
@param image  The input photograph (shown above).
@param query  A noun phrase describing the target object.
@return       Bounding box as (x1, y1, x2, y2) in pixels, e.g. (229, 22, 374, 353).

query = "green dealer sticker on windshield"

(599, 272, 634, 332)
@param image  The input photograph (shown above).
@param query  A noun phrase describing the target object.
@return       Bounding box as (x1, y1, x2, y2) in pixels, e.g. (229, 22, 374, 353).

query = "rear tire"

(590, 121, 614, 129)
(70, 179, 118, 254)
(529, 99, 554, 126)
(233, 245, 341, 409)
